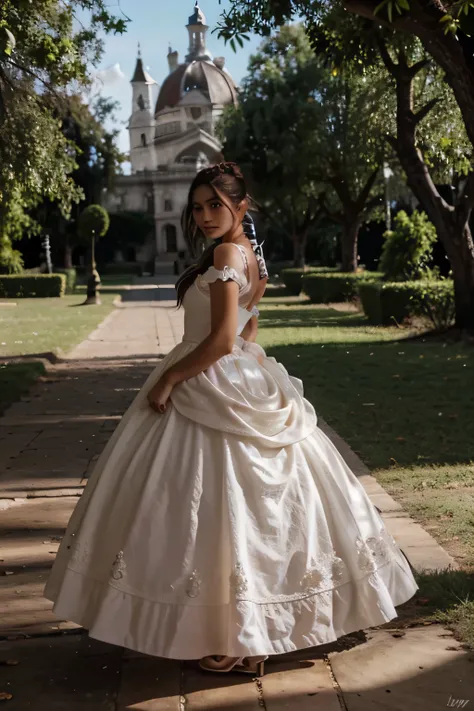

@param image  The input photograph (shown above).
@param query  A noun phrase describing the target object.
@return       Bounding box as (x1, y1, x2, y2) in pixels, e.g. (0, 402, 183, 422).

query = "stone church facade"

(106, 3, 238, 274)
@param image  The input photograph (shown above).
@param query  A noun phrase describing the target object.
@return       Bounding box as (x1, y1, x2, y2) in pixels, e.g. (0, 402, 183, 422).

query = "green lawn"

(0, 288, 118, 413)
(259, 290, 474, 647)
(0, 290, 117, 358)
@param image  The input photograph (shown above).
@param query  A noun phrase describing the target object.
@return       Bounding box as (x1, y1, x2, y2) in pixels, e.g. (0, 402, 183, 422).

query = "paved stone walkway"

(1, 283, 472, 709)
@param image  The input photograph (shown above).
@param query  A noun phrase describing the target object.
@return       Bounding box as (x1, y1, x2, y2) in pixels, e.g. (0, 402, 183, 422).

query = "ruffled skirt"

(44, 336, 418, 658)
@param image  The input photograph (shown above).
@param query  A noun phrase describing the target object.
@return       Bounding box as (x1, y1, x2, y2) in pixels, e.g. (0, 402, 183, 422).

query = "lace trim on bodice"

(195, 244, 256, 314)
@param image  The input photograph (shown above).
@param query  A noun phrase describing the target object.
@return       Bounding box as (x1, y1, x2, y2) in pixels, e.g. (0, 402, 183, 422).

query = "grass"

(0, 289, 117, 358)
(258, 289, 474, 647)
(0, 286, 119, 412)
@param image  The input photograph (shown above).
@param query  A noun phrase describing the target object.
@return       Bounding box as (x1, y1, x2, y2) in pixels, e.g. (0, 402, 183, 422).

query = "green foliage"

(106, 211, 154, 251)
(303, 271, 383, 303)
(0, 0, 128, 267)
(379, 210, 437, 281)
(0, 235, 24, 273)
(0, 273, 66, 298)
(219, 24, 388, 265)
(281, 266, 338, 295)
(358, 279, 455, 327)
(55, 267, 77, 293)
(410, 280, 456, 330)
(77, 204, 109, 242)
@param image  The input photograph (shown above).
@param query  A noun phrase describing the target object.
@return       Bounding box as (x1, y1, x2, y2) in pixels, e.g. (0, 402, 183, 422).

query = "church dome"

(155, 59, 238, 114)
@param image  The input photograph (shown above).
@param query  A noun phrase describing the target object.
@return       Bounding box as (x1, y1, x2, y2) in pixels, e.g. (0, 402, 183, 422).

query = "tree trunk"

(292, 231, 307, 267)
(380, 49, 474, 332)
(64, 240, 73, 269)
(450, 228, 474, 331)
(344, 0, 474, 146)
(341, 217, 361, 272)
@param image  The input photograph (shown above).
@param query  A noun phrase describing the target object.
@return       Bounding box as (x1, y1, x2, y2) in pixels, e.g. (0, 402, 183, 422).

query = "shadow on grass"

(394, 567, 474, 650)
(260, 306, 369, 330)
(264, 339, 474, 470)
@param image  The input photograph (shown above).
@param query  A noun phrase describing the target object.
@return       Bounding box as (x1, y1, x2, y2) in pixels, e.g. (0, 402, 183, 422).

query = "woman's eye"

(211, 202, 222, 208)
(192, 205, 202, 212)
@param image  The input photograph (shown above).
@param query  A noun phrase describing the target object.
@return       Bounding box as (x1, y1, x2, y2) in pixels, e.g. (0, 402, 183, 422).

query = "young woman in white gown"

(45, 162, 418, 677)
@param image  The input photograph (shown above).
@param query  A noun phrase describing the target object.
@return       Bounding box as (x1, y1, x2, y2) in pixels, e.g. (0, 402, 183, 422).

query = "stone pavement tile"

(0, 634, 121, 709)
(329, 626, 474, 711)
(261, 657, 341, 710)
(117, 655, 181, 710)
(182, 662, 262, 709)
(260, 658, 341, 710)
(0, 497, 77, 635)
(383, 516, 457, 572)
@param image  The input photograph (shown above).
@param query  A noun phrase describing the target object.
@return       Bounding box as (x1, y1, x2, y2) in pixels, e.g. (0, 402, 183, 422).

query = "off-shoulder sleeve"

(200, 265, 246, 288)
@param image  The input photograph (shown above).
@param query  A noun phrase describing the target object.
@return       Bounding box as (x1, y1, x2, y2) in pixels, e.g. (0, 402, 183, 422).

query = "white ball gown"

(45, 244, 418, 659)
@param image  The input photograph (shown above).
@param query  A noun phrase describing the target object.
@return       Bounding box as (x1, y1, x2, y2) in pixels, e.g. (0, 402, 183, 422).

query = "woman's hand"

(147, 371, 175, 414)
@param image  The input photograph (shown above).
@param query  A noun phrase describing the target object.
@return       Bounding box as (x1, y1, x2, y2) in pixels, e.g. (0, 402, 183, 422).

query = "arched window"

(164, 224, 177, 253)
(140, 133, 147, 147)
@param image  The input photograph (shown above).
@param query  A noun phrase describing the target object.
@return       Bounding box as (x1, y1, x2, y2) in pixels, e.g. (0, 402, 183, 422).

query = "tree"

(0, 0, 128, 270)
(220, 25, 387, 270)
(78, 204, 109, 305)
(217, 0, 474, 332)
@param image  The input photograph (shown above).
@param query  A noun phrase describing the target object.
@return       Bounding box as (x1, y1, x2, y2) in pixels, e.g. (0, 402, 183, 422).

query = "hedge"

(55, 268, 77, 293)
(281, 267, 339, 295)
(358, 280, 455, 328)
(303, 271, 383, 304)
(0, 274, 66, 298)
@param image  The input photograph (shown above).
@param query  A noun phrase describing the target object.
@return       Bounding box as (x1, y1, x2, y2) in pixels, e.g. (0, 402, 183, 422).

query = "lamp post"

(383, 162, 394, 231)
(85, 228, 101, 305)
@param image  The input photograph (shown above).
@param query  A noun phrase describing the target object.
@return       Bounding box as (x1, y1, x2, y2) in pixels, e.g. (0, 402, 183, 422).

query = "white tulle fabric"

(45, 254, 418, 659)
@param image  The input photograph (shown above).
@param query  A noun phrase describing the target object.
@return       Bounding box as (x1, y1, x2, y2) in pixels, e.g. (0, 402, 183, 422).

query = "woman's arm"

(158, 243, 242, 388)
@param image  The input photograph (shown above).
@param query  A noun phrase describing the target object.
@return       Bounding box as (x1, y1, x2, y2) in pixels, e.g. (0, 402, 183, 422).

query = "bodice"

(181, 244, 258, 344)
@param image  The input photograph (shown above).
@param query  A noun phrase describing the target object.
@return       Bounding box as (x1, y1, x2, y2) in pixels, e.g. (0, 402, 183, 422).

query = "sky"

(90, 1, 262, 165)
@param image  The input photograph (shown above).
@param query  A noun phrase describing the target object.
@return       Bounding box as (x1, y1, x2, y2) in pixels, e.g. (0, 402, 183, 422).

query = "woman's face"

(191, 184, 242, 240)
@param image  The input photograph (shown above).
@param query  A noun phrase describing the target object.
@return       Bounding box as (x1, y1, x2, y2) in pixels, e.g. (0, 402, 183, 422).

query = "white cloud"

(93, 63, 126, 88)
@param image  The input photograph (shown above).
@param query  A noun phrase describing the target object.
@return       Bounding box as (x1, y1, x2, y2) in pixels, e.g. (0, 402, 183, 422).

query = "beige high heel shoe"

(199, 655, 267, 677)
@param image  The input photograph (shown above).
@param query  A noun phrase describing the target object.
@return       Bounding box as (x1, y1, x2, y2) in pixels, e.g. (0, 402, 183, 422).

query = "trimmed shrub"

(303, 271, 383, 304)
(379, 210, 437, 281)
(0, 274, 66, 298)
(358, 280, 455, 328)
(55, 268, 77, 293)
(267, 261, 294, 278)
(281, 266, 338, 295)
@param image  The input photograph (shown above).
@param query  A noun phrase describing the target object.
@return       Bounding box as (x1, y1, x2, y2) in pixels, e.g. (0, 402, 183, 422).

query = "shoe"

(199, 655, 267, 677)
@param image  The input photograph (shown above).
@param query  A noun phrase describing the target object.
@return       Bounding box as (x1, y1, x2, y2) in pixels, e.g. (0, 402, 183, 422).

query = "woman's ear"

(238, 198, 248, 218)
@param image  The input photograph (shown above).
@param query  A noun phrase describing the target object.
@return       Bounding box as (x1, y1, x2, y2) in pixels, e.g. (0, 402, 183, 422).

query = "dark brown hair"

(175, 162, 247, 308)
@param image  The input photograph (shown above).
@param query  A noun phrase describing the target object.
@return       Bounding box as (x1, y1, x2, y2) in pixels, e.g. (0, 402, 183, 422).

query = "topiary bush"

(303, 271, 383, 304)
(55, 268, 77, 293)
(358, 279, 455, 328)
(77, 204, 110, 243)
(0, 274, 66, 298)
(379, 210, 437, 281)
(281, 266, 338, 295)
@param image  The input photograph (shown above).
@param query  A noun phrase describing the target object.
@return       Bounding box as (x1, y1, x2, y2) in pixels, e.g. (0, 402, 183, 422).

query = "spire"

(131, 46, 157, 84)
(186, 2, 211, 62)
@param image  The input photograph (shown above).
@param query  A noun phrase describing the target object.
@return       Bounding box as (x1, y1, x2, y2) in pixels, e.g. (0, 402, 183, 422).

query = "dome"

(155, 59, 238, 114)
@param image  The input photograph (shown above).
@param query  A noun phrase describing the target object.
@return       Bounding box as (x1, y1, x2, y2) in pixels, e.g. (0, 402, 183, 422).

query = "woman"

(45, 162, 418, 677)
